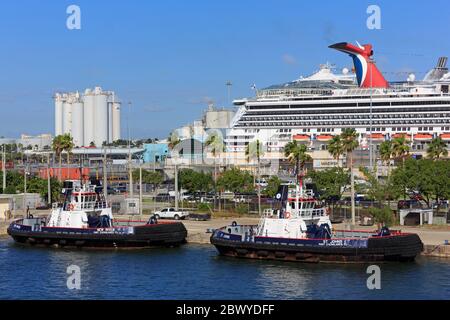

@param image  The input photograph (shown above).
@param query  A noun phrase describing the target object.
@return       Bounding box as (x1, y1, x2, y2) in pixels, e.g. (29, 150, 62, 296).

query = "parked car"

(153, 208, 189, 220)
(112, 185, 127, 193)
(398, 199, 423, 210)
(155, 193, 174, 202)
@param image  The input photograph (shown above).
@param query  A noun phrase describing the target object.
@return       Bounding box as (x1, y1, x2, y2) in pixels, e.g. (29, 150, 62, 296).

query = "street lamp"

(226, 81, 232, 105)
(2, 145, 6, 193)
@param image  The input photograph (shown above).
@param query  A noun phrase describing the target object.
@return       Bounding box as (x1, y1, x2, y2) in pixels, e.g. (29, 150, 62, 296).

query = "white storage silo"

(83, 89, 95, 147)
(108, 102, 113, 143)
(71, 92, 84, 147)
(93, 87, 108, 147)
(54, 93, 64, 136)
(62, 94, 72, 135)
(112, 101, 121, 142)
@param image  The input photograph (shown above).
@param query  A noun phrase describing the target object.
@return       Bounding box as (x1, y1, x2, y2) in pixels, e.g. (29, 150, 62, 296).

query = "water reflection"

(1, 240, 450, 300)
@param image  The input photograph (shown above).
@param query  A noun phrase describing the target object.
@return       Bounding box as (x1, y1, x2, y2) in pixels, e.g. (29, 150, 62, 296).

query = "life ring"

(231, 221, 238, 227)
(68, 204, 74, 211)
(285, 212, 291, 219)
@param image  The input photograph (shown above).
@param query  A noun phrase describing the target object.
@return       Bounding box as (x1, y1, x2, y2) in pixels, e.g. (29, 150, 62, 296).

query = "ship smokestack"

(329, 42, 389, 88)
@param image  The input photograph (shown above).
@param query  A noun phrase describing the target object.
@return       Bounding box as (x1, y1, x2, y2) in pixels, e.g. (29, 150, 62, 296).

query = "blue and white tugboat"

(211, 176, 423, 263)
(8, 180, 187, 248)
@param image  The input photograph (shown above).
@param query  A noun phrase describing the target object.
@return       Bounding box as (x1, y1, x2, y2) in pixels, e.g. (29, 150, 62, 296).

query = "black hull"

(8, 223, 187, 249)
(211, 234, 423, 263)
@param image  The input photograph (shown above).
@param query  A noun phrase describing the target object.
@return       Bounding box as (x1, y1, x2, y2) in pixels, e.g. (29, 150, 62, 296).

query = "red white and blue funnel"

(329, 42, 389, 88)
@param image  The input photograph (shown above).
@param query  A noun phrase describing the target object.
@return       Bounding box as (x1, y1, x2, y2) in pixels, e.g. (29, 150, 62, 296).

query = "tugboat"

(211, 175, 423, 263)
(8, 180, 187, 248)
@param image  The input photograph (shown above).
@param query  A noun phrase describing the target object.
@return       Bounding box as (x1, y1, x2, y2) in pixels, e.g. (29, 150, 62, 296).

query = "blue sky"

(0, 0, 449, 138)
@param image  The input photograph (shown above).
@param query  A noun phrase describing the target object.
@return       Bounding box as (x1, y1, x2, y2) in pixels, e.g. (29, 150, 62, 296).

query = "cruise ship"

(225, 42, 450, 167)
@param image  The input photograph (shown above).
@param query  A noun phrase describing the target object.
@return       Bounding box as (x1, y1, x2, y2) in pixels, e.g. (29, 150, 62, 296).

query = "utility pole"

(103, 148, 108, 201)
(351, 168, 355, 227)
(127, 101, 133, 198)
(129, 152, 133, 198)
(226, 81, 232, 105)
(47, 153, 51, 205)
(174, 163, 179, 211)
(139, 160, 143, 217)
(23, 162, 28, 212)
(369, 58, 374, 171)
(2, 145, 6, 193)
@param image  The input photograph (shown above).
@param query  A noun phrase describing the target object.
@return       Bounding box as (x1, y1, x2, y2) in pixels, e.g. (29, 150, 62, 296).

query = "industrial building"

(0, 134, 52, 150)
(54, 87, 121, 147)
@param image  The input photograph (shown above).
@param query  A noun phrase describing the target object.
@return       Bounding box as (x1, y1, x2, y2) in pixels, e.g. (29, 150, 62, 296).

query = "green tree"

(27, 177, 62, 203)
(360, 167, 395, 227)
(217, 167, 254, 195)
(427, 137, 448, 160)
(62, 133, 75, 170)
(379, 140, 393, 176)
(52, 135, 65, 181)
(368, 206, 394, 228)
(245, 139, 265, 215)
(340, 128, 359, 225)
(327, 135, 344, 166)
(284, 141, 312, 178)
(133, 169, 164, 186)
(263, 176, 282, 198)
(205, 131, 225, 209)
(177, 169, 213, 194)
(391, 136, 410, 166)
(390, 158, 450, 208)
(307, 167, 350, 205)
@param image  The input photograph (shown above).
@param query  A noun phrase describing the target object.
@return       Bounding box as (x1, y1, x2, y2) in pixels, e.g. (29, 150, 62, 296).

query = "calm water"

(0, 238, 449, 300)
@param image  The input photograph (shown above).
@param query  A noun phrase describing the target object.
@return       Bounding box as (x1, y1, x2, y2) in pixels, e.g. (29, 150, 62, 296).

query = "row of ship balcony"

(292, 133, 450, 142)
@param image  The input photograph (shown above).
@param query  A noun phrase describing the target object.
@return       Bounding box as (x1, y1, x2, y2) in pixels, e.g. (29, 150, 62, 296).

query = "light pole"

(139, 155, 143, 218)
(103, 148, 108, 201)
(2, 145, 6, 193)
(127, 101, 133, 198)
(47, 153, 51, 205)
(23, 163, 28, 212)
(226, 81, 232, 105)
(174, 162, 179, 211)
(369, 58, 374, 171)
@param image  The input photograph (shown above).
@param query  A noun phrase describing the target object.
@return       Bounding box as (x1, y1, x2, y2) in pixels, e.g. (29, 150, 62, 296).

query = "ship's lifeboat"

(293, 134, 310, 141)
(392, 133, 411, 140)
(414, 133, 433, 141)
(440, 133, 450, 141)
(316, 134, 333, 142)
(368, 133, 385, 141)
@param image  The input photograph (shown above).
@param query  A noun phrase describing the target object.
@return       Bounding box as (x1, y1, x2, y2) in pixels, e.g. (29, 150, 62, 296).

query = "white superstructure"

(225, 56, 450, 163)
(54, 87, 122, 147)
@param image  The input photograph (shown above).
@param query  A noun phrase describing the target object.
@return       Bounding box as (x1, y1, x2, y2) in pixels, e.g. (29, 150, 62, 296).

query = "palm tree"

(284, 141, 312, 181)
(328, 135, 344, 166)
(379, 140, 393, 175)
(427, 137, 448, 159)
(246, 140, 265, 215)
(340, 128, 359, 225)
(52, 135, 65, 181)
(62, 134, 74, 171)
(391, 136, 410, 166)
(205, 132, 225, 210)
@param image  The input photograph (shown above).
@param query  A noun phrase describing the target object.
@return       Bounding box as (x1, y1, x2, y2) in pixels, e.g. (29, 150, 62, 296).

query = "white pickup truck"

(153, 208, 189, 220)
